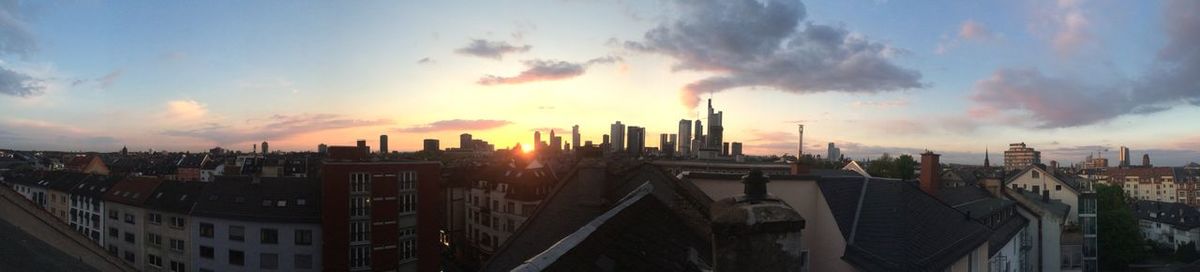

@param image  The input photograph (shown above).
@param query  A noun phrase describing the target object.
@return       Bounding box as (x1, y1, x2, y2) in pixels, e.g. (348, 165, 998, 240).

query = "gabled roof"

(1003, 165, 1081, 194)
(103, 176, 163, 206)
(817, 176, 993, 271)
(512, 182, 710, 271)
(142, 181, 205, 214)
(484, 161, 713, 271)
(191, 176, 320, 223)
(940, 185, 1029, 256)
(1132, 200, 1200, 230)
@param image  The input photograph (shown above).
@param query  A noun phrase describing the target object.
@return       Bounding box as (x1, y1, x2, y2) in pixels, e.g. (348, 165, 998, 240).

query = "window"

(260, 253, 278, 269)
(229, 226, 245, 241)
(108, 227, 118, 238)
(350, 173, 371, 193)
(124, 251, 136, 263)
(295, 254, 313, 269)
(108, 210, 118, 220)
(295, 229, 313, 245)
(169, 239, 185, 252)
(169, 217, 185, 229)
(124, 213, 135, 224)
(148, 213, 162, 225)
(261, 228, 278, 244)
(228, 250, 244, 266)
(506, 202, 514, 213)
(350, 196, 370, 217)
(400, 193, 416, 214)
(147, 233, 162, 246)
(350, 245, 370, 269)
(1032, 171, 1040, 178)
(169, 261, 185, 272)
(1056, 185, 1062, 191)
(147, 254, 163, 267)
(507, 218, 515, 232)
(199, 223, 214, 238)
(124, 232, 135, 243)
(400, 171, 417, 191)
(400, 237, 416, 261)
(350, 221, 370, 243)
(199, 246, 214, 259)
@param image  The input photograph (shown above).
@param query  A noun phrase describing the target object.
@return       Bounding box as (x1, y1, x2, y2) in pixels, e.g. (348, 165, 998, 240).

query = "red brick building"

(320, 146, 442, 272)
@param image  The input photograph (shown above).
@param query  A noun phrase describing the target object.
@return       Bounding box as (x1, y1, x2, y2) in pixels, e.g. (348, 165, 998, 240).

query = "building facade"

(190, 177, 323, 272)
(464, 159, 556, 264)
(103, 176, 163, 268)
(1003, 143, 1041, 171)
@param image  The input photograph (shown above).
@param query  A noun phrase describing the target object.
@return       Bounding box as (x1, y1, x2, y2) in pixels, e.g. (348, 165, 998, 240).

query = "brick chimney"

(710, 170, 807, 271)
(919, 151, 941, 198)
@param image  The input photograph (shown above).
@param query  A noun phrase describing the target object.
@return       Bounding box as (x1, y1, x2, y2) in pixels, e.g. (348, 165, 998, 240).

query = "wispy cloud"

(477, 56, 621, 85)
(1050, 0, 1090, 55)
(625, 0, 923, 109)
(163, 114, 391, 145)
(70, 69, 124, 89)
(164, 100, 208, 121)
(454, 39, 531, 60)
(416, 57, 435, 64)
(395, 119, 511, 133)
(851, 99, 910, 108)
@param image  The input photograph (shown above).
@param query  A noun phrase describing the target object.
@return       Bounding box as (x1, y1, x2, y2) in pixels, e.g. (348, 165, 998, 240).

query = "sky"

(1, 0, 1199, 166)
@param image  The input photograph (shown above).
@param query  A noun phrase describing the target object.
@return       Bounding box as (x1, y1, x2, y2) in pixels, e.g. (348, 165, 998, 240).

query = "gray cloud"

(968, 0, 1200, 129)
(0, 65, 43, 97)
(163, 114, 391, 145)
(625, 0, 923, 109)
(416, 57, 435, 64)
(477, 56, 621, 85)
(0, 0, 37, 57)
(71, 69, 124, 89)
(395, 119, 511, 133)
(454, 39, 531, 60)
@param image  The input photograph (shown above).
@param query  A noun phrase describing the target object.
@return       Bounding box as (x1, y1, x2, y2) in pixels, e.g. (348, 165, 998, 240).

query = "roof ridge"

(846, 176, 871, 244)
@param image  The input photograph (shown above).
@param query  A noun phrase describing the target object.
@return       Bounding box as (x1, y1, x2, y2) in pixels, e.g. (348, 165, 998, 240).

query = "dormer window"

(296, 199, 306, 206)
(277, 201, 287, 207)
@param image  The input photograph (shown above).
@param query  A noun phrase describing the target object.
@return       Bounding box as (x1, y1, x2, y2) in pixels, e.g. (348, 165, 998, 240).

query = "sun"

(521, 143, 534, 154)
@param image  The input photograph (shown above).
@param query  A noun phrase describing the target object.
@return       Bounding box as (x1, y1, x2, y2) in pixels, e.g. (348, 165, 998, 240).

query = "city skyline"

(3, 0, 1200, 165)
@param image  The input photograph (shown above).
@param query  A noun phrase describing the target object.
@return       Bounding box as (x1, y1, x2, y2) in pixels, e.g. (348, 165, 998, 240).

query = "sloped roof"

(512, 182, 709, 271)
(1107, 167, 1177, 179)
(1133, 200, 1200, 230)
(66, 175, 119, 198)
(191, 176, 320, 223)
(103, 176, 163, 206)
(484, 161, 713, 271)
(142, 181, 205, 214)
(817, 176, 993, 271)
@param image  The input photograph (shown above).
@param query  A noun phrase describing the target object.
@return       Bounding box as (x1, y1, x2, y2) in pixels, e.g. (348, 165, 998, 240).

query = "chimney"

(919, 151, 942, 198)
(710, 170, 806, 271)
(1049, 160, 1059, 175)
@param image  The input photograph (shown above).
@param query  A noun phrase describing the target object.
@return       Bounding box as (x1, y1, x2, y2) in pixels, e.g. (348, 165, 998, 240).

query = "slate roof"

(176, 154, 207, 168)
(512, 182, 709, 271)
(191, 176, 320, 223)
(103, 176, 163, 206)
(483, 161, 713, 271)
(1132, 200, 1200, 230)
(142, 181, 205, 214)
(66, 175, 119, 199)
(940, 185, 1029, 256)
(816, 176, 993, 271)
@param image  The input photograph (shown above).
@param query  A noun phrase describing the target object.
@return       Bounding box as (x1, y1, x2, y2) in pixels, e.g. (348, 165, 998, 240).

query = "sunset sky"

(2, 0, 1199, 165)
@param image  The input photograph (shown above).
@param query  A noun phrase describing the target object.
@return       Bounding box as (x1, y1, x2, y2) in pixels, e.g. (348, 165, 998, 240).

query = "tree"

(866, 153, 894, 178)
(894, 154, 916, 180)
(1095, 184, 1147, 270)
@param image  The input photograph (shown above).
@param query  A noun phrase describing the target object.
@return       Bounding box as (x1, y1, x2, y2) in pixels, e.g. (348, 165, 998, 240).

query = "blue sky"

(1, 0, 1198, 166)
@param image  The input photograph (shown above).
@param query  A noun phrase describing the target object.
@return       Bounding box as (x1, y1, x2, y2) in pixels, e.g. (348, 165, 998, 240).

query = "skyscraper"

(379, 134, 389, 155)
(261, 141, 269, 154)
(668, 134, 678, 156)
(1119, 146, 1130, 167)
(610, 121, 626, 153)
(534, 131, 542, 149)
(706, 99, 724, 150)
(460, 133, 473, 150)
(693, 120, 703, 153)
(678, 120, 692, 157)
(827, 143, 840, 162)
(732, 142, 743, 156)
(627, 126, 645, 156)
(660, 133, 670, 155)
(571, 125, 581, 151)
(1003, 142, 1041, 171)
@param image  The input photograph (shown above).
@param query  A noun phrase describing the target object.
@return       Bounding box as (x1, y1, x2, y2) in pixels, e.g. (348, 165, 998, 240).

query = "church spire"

(984, 147, 990, 168)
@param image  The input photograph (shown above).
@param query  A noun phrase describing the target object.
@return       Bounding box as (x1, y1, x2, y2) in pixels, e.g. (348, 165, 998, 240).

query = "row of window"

(197, 246, 313, 269)
(198, 223, 313, 245)
(146, 253, 187, 272)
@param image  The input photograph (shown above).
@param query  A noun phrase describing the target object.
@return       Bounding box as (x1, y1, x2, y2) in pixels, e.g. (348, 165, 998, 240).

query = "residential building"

(465, 159, 557, 264)
(175, 154, 208, 182)
(190, 176, 322, 272)
(1105, 167, 1180, 203)
(47, 172, 83, 222)
(68, 174, 119, 246)
(66, 155, 111, 175)
(1003, 143, 1041, 171)
(320, 155, 442, 272)
(142, 181, 205, 272)
(460, 133, 473, 150)
(1004, 165, 1083, 224)
(1133, 200, 1200, 251)
(103, 176, 163, 267)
